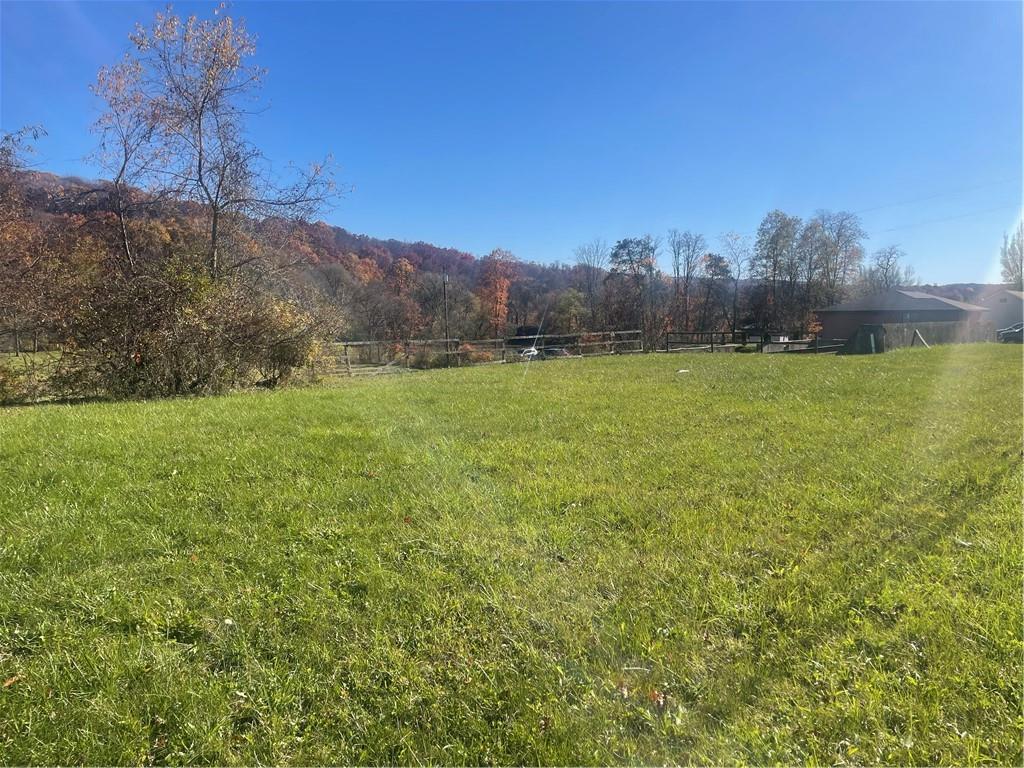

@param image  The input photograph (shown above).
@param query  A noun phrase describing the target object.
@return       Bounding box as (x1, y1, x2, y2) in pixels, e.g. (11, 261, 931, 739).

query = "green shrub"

(50, 266, 318, 399)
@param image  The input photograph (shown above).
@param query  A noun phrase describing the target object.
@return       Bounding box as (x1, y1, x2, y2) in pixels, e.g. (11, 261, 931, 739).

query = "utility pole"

(442, 273, 451, 367)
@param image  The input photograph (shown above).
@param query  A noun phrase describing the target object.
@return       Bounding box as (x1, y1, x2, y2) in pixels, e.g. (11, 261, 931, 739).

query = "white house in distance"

(978, 288, 1024, 329)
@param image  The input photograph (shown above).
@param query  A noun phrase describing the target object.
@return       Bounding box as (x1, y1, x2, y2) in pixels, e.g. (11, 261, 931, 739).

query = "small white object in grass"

(676, 369, 689, 374)
(223, 618, 235, 627)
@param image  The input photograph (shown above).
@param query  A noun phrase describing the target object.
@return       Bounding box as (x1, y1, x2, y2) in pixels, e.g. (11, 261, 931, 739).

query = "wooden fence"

(320, 329, 869, 376)
(663, 331, 747, 352)
(323, 330, 643, 377)
(663, 331, 845, 354)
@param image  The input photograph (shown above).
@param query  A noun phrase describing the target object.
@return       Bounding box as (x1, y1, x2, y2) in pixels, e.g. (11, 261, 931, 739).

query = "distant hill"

(14, 170, 572, 286)
(16, 170, 994, 314)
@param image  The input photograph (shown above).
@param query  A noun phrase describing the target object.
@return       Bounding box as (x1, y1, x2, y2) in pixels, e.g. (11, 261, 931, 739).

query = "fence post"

(344, 344, 352, 377)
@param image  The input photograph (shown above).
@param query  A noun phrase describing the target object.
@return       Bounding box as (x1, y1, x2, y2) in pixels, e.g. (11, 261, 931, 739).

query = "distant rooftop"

(818, 288, 988, 313)
(976, 286, 1024, 302)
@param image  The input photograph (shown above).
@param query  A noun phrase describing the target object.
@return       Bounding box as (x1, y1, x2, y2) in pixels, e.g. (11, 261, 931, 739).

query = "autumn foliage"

(0, 7, 333, 401)
(1, 5, 916, 404)
(476, 249, 517, 338)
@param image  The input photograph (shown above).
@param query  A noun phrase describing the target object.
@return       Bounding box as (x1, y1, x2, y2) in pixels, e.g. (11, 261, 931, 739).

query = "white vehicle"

(519, 346, 540, 359)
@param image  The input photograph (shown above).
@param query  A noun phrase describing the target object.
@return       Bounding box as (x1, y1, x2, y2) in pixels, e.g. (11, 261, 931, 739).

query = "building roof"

(817, 288, 988, 314)
(978, 287, 1024, 303)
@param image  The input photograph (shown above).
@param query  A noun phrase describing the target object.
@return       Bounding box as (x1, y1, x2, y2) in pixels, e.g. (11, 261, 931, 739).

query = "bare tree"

(813, 210, 866, 304)
(668, 229, 705, 330)
(573, 237, 609, 328)
(858, 245, 915, 294)
(93, 7, 336, 280)
(720, 231, 751, 334)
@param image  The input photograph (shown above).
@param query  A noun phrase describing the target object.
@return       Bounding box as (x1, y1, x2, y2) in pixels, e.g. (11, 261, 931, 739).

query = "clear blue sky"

(2, 1, 1021, 283)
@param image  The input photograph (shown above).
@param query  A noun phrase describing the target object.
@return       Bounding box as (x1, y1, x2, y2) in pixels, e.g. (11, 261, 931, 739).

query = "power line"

(730, 178, 1020, 238)
(852, 178, 1019, 216)
(876, 203, 1020, 234)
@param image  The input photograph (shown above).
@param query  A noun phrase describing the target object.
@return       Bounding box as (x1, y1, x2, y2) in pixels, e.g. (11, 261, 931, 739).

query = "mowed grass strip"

(0, 345, 1020, 765)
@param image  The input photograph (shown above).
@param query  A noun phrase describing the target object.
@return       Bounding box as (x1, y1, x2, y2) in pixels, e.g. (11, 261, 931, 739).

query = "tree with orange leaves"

(476, 248, 517, 337)
(387, 258, 416, 296)
(0, 128, 47, 354)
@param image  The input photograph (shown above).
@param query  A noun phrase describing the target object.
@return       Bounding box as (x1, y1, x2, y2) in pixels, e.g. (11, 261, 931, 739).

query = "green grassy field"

(1, 345, 1020, 765)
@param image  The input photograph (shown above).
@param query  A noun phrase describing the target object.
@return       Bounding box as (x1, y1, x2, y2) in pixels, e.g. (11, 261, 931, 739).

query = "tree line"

(298, 207, 920, 351)
(570, 211, 917, 349)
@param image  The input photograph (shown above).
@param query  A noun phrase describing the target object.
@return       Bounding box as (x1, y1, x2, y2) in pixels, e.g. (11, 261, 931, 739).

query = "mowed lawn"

(0, 346, 1020, 765)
